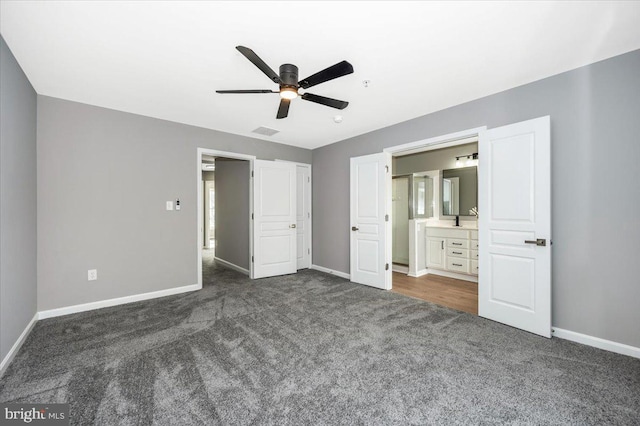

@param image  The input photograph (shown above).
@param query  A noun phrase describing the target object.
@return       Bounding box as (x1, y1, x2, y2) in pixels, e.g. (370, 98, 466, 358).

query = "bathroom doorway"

(389, 138, 480, 315)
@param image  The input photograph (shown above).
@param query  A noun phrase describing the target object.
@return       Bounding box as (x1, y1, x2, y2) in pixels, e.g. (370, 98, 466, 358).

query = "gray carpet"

(1, 252, 639, 425)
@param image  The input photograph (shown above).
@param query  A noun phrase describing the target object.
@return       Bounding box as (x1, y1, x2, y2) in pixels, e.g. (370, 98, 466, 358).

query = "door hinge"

(251, 255, 254, 263)
(307, 212, 310, 218)
(385, 263, 389, 271)
(308, 176, 310, 183)
(251, 171, 254, 178)
(308, 248, 310, 254)
(385, 214, 389, 222)
(385, 165, 389, 173)
(251, 213, 254, 220)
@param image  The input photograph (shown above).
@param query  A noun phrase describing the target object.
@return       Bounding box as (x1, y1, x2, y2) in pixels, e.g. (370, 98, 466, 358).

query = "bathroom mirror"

(442, 166, 477, 216)
(413, 175, 434, 218)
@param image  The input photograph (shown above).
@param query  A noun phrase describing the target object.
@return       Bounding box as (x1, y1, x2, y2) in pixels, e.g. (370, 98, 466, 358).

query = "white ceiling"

(2, 1, 639, 150)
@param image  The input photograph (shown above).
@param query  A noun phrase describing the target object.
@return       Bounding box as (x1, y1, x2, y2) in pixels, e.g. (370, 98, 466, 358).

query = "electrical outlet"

(88, 269, 97, 281)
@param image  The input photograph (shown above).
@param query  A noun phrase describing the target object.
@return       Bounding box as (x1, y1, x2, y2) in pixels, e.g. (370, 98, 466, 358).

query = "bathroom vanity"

(426, 225, 478, 278)
(408, 221, 478, 282)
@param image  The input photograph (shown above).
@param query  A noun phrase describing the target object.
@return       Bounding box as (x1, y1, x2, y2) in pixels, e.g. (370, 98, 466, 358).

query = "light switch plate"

(166, 201, 173, 211)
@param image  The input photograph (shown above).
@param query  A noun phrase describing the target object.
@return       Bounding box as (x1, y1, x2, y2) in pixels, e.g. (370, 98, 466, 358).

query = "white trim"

(0, 313, 38, 376)
(384, 127, 486, 156)
(426, 268, 478, 283)
(38, 284, 200, 320)
(392, 264, 409, 274)
(552, 327, 640, 359)
(407, 269, 428, 278)
(197, 148, 256, 283)
(214, 256, 250, 276)
(310, 264, 350, 280)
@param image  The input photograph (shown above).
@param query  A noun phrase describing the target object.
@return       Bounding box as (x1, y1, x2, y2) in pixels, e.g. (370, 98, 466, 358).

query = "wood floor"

(392, 272, 478, 315)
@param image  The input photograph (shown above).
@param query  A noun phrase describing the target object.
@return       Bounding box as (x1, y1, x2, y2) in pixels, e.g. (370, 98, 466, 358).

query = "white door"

(350, 152, 391, 290)
(478, 116, 551, 337)
(296, 165, 311, 269)
(253, 160, 297, 278)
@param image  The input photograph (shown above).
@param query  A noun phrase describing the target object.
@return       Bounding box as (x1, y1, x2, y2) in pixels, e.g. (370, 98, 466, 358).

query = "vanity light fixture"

(455, 153, 479, 167)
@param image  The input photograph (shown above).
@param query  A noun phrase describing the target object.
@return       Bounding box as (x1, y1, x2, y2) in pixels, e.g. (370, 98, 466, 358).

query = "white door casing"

(478, 116, 551, 337)
(253, 160, 297, 279)
(296, 165, 311, 269)
(350, 152, 392, 290)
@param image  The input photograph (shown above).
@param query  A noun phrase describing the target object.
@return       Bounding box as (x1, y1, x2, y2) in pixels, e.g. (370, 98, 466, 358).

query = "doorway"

(200, 153, 253, 281)
(350, 118, 552, 337)
(390, 139, 480, 315)
(197, 149, 255, 287)
(197, 148, 312, 286)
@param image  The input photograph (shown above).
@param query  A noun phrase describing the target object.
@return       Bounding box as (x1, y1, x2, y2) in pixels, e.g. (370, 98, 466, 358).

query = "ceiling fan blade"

(299, 60, 354, 89)
(216, 90, 277, 94)
(276, 99, 290, 119)
(236, 46, 282, 84)
(301, 93, 348, 109)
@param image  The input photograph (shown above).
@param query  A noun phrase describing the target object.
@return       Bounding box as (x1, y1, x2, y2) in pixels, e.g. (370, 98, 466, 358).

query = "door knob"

(351, 226, 359, 231)
(290, 224, 296, 228)
(524, 238, 546, 246)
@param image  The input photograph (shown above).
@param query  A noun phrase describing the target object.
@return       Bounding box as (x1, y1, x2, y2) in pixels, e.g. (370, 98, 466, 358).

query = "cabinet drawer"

(447, 238, 469, 249)
(471, 260, 479, 275)
(471, 249, 479, 259)
(447, 247, 468, 258)
(447, 258, 469, 273)
(426, 227, 469, 239)
(471, 240, 479, 249)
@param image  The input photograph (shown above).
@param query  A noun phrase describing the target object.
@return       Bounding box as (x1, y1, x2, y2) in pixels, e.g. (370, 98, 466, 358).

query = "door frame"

(276, 160, 313, 269)
(382, 126, 487, 291)
(197, 148, 256, 287)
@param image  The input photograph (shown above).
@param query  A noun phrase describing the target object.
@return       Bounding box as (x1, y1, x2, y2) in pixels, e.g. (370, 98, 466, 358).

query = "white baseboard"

(214, 257, 249, 276)
(310, 264, 350, 280)
(38, 283, 201, 320)
(427, 268, 478, 283)
(552, 327, 640, 359)
(392, 264, 409, 274)
(0, 313, 38, 376)
(408, 269, 429, 278)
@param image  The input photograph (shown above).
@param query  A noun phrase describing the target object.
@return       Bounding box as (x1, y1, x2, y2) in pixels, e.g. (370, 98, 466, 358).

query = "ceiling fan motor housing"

(279, 63, 299, 89)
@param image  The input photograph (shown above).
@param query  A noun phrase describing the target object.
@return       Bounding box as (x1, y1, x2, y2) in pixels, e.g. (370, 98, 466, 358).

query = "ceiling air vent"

(252, 126, 279, 137)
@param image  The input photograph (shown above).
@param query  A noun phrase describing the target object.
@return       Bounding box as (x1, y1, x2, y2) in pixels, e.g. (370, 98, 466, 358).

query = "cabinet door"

(426, 237, 445, 269)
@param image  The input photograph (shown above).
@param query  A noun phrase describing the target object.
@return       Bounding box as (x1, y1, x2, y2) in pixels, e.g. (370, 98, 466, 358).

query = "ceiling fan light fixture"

(280, 88, 298, 100)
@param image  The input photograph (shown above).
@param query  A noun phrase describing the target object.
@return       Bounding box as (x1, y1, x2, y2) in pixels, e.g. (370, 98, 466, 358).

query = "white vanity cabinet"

(426, 237, 446, 269)
(425, 227, 478, 278)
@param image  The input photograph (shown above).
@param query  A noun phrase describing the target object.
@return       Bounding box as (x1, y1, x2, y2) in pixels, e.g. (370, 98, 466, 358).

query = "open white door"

(350, 152, 392, 290)
(478, 116, 551, 337)
(253, 160, 297, 279)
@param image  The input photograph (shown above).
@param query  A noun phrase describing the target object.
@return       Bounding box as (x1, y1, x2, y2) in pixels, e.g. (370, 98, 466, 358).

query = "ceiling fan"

(216, 46, 354, 119)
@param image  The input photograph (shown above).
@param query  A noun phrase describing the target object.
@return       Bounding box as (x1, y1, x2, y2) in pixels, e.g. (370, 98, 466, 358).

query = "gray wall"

(393, 143, 478, 175)
(312, 49, 640, 348)
(37, 96, 310, 311)
(0, 36, 37, 363)
(215, 160, 250, 270)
